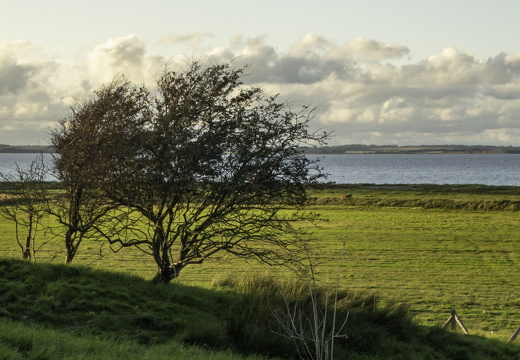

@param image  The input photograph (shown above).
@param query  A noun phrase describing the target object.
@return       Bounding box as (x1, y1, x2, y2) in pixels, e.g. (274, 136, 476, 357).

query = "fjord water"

(310, 153, 520, 186)
(1, 153, 519, 186)
(0, 153, 56, 181)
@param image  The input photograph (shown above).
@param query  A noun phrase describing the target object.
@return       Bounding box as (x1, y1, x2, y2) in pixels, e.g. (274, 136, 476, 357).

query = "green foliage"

(224, 273, 413, 358)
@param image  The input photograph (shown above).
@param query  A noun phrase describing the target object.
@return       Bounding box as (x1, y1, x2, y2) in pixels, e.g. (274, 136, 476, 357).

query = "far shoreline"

(0, 145, 54, 154)
(304, 144, 520, 154)
(3, 144, 520, 155)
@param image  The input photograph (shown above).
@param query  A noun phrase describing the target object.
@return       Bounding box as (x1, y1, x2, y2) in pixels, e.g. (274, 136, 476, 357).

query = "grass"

(309, 185, 520, 338)
(0, 318, 268, 360)
(1, 259, 519, 359)
(312, 207, 519, 335)
(0, 259, 272, 360)
(1, 184, 520, 358)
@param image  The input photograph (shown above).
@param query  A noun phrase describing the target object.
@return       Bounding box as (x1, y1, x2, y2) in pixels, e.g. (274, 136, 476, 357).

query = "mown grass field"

(1, 184, 519, 343)
(307, 185, 520, 341)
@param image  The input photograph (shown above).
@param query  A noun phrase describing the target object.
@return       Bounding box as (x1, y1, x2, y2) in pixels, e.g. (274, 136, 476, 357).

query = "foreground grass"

(1, 258, 519, 359)
(1, 184, 520, 357)
(0, 318, 267, 360)
(0, 259, 271, 360)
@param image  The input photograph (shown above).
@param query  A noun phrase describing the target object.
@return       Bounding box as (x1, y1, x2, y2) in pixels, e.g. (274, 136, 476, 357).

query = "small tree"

(0, 155, 49, 261)
(49, 83, 141, 263)
(43, 179, 117, 264)
(52, 61, 328, 282)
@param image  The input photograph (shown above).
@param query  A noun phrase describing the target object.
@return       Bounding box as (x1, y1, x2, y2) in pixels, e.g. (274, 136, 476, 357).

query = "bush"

(223, 273, 415, 359)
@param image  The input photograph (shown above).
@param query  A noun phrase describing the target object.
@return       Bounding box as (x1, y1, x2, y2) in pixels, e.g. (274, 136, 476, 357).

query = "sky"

(1, 0, 520, 146)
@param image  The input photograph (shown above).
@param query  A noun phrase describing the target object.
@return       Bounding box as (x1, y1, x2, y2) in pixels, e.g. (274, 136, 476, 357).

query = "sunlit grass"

(1, 184, 519, 342)
(306, 206, 520, 339)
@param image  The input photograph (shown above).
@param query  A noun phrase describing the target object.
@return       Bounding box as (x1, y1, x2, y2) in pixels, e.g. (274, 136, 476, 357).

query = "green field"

(1, 184, 519, 343)
(307, 185, 520, 341)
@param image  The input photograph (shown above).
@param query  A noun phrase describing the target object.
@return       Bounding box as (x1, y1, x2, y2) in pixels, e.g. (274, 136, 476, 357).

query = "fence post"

(509, 324, 520, 342)
(442, 310, 469, 334)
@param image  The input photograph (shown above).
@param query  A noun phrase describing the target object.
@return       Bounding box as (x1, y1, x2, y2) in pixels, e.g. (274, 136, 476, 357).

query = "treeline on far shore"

(0, 145, 54, 153)
(3, 143, 520, 154)
(303, 144, 520, 154)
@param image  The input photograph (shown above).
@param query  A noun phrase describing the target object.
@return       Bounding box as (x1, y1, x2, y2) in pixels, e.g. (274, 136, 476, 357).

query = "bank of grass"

(1, 258, 519, 359)
(309, 184, 520, 209)
(1, 184, 520, 356)
(0, 259, 268, 360)
(0, 318, 267, 360)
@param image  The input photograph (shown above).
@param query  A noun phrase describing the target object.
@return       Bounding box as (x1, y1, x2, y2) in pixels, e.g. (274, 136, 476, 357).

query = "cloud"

(86, 35, 163, 84)
(339, 38, 410, 61)
(0, 41, 37, 95)
(0, 41, 69, 144)
(2, 34, 520, 145)
(309, 45, 520, 145)
(210, 35, 351, 84)
(159, 33, 214, 48)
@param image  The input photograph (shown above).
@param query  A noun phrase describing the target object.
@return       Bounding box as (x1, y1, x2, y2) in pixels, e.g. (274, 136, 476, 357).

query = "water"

(0, 153, 55, 181)
(309, 153, 520, 186)
(1, 153, 519, 186)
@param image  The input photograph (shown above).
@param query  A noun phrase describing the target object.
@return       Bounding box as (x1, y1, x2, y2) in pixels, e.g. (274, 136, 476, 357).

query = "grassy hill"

(0, 258, 519, 359)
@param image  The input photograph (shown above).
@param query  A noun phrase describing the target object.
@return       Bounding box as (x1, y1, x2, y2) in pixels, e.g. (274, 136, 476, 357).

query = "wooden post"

(442, 310, 456, 330)
(454, 312, 469, 334)
(442, 310, 469, 334)
(509, 324, 520, 342)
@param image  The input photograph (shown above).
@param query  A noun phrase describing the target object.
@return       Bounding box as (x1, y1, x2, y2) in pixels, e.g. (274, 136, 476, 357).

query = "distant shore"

(0, 145, 54, 153)
(3, 144, 520, 155)
(303, 144, 520, 154)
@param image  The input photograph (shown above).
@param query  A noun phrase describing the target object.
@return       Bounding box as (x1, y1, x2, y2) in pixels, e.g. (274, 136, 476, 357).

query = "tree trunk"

(22, 234, 32, 260)
(23, 213, 34, 261)
(64, 229, 77, 264)
(152, 264, 184, 284)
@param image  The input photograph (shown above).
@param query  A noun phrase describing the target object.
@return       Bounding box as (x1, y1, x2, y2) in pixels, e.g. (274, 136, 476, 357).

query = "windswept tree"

(0, 155, 49, 261)
(49, 82, 149, 263)
(53, 61, 328, 282)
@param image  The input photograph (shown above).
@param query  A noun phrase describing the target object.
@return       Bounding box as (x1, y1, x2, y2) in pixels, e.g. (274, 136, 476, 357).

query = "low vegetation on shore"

(3, 143, 520, 155)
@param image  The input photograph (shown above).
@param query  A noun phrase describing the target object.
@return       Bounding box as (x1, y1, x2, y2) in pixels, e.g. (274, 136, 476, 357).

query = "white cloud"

(0, 41, 38, 95)
(0, 41, 68, 144)
(288, 33, 332, 59)
(86, 35, 163, 84)
(339, 38, 410, 61)
(159, 33, 214, 48)
(2, 34, 520, 145)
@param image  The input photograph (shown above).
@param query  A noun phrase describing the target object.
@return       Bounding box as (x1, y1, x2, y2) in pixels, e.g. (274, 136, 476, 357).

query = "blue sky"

(2, 0, 520, 145)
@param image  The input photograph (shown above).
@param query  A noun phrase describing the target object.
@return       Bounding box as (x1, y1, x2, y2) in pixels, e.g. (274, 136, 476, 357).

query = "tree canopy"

(52, 61, 328, 283)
